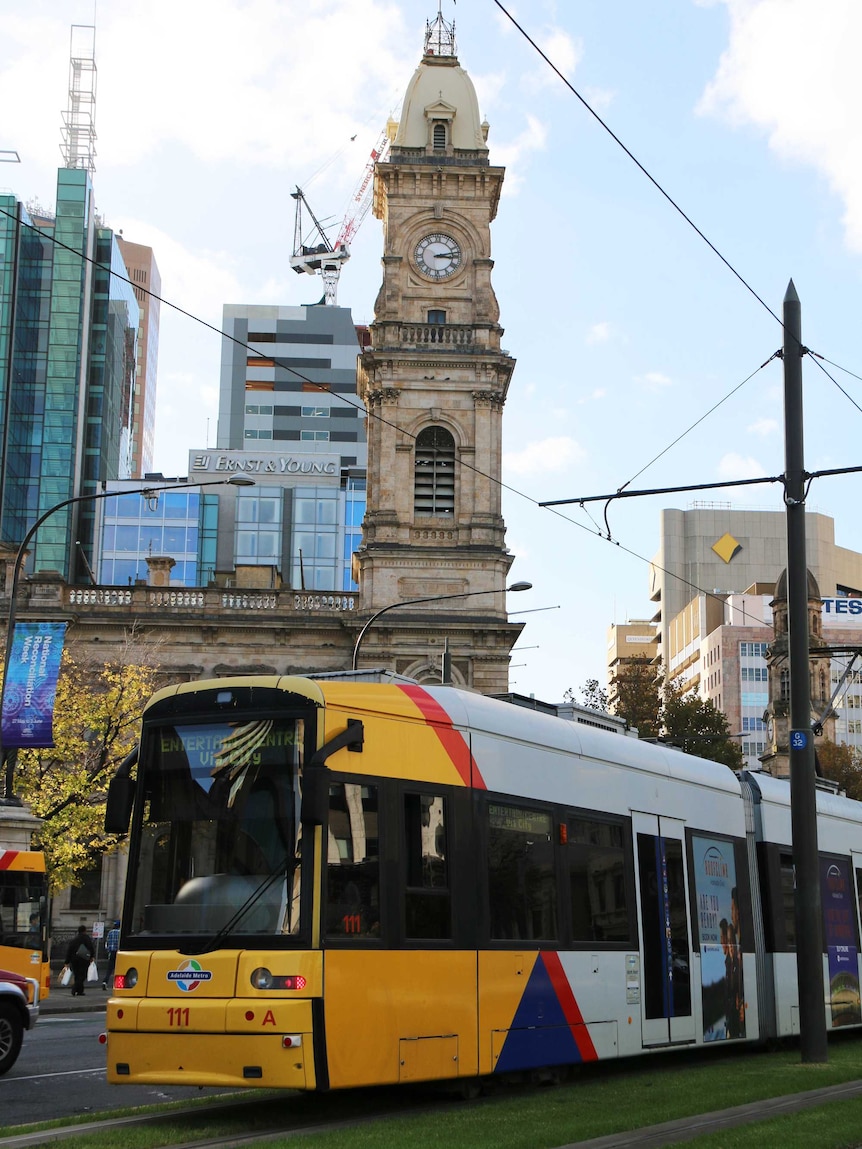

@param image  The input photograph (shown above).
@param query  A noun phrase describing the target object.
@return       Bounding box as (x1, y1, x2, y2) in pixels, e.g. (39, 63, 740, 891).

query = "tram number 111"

(167, 1007, 191, 1027)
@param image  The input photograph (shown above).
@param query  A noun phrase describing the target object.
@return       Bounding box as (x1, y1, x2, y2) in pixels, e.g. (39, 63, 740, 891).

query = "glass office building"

(0, 169, 138, 580)
(97, 487, 205, 587)
(95, 453, 365, 592)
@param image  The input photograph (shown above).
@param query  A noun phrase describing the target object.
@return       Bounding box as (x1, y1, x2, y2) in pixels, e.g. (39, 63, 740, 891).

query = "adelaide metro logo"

(166, 959, 214, 992)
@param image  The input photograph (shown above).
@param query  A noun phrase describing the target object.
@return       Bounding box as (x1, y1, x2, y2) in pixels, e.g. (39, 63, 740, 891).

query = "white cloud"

(698, 0, 862, 252)
(522, 28, 584, 93)
(577, 388, 606, 404)
(717, 452, 765, 481)
(2, 1, 411, 177)
(494, 114, 549, 195)
(504, 436, 585, 476)
(636, 371, 673, 389)
(747, 417, 778, 436)
(586, 322, 612, 345)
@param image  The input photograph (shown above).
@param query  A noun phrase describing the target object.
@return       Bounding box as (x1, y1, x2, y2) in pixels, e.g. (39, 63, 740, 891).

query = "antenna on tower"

(61, 25, 97, 175)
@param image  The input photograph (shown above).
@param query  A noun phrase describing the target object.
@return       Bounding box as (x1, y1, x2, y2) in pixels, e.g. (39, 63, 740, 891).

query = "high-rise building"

(217, 303, 366, 467)
(649, 505, 862, 667)
(0, 170, 139, 581)
(116, 237, 160, 478)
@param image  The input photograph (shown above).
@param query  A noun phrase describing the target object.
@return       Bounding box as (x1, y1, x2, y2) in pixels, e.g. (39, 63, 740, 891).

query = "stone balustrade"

(63, 586, 358, 615)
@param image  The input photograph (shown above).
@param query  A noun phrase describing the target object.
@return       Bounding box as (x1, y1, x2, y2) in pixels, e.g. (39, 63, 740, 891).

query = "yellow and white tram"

(102, 676, 862, 1090)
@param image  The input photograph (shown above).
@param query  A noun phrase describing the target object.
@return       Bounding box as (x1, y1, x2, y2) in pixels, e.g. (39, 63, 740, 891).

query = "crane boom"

(288, 128, 391, 306)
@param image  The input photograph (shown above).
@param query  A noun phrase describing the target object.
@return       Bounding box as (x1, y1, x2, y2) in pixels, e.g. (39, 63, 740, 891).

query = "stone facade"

(354, 20, 522, 692)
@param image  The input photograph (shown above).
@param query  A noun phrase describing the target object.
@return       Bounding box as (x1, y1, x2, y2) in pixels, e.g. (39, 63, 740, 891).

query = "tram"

(102, 675, 862, 1090)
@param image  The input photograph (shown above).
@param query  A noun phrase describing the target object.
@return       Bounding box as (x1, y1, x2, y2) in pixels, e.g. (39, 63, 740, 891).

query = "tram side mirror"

(301, 767, 329, 827)
(105, 774, 136, 834)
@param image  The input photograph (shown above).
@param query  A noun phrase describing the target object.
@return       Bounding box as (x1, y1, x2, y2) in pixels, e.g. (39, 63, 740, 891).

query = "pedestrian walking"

(103, 920, 120, 989)
(64, 924, 95, 996)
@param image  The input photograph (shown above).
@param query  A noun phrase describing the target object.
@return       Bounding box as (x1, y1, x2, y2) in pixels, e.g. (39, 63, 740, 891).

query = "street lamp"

(0, 475, 255, 804)
(352, 581, 532, 671)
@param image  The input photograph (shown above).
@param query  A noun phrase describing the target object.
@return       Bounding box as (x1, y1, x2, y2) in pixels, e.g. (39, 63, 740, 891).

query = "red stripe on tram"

(398, 684, 486, 790)
(541, 951, 599, 1062)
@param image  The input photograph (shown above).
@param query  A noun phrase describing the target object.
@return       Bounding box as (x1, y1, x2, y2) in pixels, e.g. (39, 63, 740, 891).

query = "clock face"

(413, 233, 462, 280)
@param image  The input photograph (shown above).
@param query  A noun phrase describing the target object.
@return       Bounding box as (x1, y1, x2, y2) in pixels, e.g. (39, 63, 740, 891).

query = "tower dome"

(392, 12, 488, 154)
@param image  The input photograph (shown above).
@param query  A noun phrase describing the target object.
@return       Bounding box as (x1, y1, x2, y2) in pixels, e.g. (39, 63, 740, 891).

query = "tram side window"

(325, 782, 381, 939)
(568, 816, 632, 944)
(487, 803, 558, 942)
(404, 793, 451, 940)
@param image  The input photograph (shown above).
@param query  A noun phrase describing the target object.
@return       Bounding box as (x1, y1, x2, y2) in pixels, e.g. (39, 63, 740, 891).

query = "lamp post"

(352, 581, 532, 672)
(0, 475, 255, 804)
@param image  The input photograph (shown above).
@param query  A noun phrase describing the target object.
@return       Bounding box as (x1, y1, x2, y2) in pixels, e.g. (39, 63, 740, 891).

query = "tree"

(816, 739, 862, 801)
(567, 680, 606, 707)
(661, 681, 744, 769)
(13, 644, 159, 891)
(611, 656, 662, 739)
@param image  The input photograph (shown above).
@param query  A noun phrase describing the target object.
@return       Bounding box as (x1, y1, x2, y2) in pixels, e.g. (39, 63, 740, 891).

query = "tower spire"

(61, 25, 97, 176)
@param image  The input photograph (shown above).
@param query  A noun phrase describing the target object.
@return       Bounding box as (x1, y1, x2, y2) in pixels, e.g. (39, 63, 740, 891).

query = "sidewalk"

(39, 982, 111, 1015)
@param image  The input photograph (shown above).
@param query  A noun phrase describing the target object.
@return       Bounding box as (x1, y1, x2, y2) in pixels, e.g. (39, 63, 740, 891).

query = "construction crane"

(290, 127, 392, 305)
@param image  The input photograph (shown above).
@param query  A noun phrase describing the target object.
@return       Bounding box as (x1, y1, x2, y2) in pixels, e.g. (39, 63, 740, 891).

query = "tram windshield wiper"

(178, 858, 291, 956)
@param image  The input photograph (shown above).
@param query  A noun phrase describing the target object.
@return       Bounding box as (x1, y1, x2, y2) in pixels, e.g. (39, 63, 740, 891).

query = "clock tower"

(355, 11, 522, 691)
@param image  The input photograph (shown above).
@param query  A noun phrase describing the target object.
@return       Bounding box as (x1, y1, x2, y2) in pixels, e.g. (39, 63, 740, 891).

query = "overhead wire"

(0, 201, 793, 625)
(9, 0, 858, 633)
(490, 0, 782, 327)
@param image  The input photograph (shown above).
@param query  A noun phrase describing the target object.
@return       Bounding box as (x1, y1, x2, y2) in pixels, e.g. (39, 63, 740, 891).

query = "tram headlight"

(122, 967, 139, 989)
(251, 967, 274, 990)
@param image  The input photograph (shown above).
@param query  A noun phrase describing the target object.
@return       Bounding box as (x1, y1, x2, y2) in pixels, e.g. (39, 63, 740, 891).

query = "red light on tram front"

(114, 974, 126, 989)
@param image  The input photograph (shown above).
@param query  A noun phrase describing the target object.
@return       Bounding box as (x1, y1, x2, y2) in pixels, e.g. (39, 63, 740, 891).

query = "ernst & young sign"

(190, 452, 339, 476)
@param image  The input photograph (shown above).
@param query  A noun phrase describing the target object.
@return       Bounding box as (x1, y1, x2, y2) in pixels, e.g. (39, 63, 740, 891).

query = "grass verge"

(7, 1038, 862, 1149)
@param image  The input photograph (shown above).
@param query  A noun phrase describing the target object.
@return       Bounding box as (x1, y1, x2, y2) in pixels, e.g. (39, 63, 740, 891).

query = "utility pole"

(783, 279, 827, 1062)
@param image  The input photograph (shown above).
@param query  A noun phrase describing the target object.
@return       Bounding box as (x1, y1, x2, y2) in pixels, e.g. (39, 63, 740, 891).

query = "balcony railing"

(64, 586, 358, 615)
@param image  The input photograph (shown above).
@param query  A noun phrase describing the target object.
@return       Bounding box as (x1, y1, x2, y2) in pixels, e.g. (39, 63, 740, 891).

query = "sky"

(3, 0, 862, 703)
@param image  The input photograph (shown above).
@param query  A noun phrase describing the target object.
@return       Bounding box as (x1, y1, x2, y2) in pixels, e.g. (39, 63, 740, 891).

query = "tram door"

(633, 813, 695, 1047)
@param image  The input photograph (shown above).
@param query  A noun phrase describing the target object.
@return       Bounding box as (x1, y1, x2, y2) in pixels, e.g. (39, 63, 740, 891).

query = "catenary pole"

(783, 279, 828, 1062)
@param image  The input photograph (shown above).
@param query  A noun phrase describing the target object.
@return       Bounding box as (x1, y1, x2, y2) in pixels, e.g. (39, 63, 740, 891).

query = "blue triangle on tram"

(494, 956, 584, 1073)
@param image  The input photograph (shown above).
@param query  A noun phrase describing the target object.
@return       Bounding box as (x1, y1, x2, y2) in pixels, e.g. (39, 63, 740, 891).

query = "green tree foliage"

(12, 646, 158, 891)
(578, 678, 609, 711)
(816, 739, 862, 800)
(661, 680, 744, 769)
(611, 656, 662, 739)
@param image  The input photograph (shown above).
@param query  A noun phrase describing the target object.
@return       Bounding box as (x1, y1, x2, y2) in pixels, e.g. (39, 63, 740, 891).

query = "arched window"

(433, 122, 447, 149)
(780, 668, 790, 701)
(415, 426, 455, 516)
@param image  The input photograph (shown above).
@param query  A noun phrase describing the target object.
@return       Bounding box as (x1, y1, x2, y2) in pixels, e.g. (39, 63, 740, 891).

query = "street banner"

(1, 621, 67, 748)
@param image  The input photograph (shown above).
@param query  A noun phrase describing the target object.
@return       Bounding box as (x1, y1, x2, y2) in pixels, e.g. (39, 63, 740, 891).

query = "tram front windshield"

(127, 716, 305, 944)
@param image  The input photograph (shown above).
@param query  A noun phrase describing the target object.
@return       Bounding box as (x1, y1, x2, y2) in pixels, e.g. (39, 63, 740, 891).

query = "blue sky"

(2, 0, 861, 701)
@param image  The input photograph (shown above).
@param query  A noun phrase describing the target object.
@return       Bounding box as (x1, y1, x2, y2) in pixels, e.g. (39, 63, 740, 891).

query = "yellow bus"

(0, 848, 50, 998)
